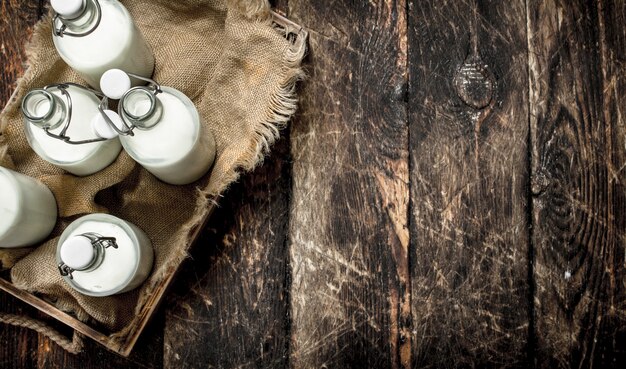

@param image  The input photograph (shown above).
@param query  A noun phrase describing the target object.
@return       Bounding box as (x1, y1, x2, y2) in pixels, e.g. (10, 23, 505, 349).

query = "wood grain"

(0, 1, 44, 367)
(33, 311, 164, 369)
(163, 134, 293, 369)
(0, 293, 38, 369)
(287, 1, 410, 367)
(528, 0, 626, 367)
(0, 0, 41, 106)
(408, 0, 530, 367)
(3, 1, 626, 367)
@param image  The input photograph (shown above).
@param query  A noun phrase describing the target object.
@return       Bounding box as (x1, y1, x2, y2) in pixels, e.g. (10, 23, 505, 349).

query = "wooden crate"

(0, 11, 306, 357)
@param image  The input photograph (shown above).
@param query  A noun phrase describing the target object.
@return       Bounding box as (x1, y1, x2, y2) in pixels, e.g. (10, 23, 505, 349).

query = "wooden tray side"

(0, 10, 304, 357)
(0, 203, 215, 357)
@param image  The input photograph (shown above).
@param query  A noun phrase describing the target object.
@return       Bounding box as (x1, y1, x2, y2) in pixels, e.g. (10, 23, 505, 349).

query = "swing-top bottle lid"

(60, 235, 96, 271)
(51, 0, 85, 19)
(100, 69, 132, 100)
(92, 109, 125, 139)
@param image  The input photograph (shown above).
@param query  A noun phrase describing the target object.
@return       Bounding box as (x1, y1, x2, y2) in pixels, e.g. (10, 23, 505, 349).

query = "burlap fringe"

(229, 0, 271, 20)
(109, 4, 307, 345)
(1, 0, 307, 352)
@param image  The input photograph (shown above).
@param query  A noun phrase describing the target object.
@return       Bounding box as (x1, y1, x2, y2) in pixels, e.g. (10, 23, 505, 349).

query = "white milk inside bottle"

(22, 84, 122, 176)
(51, 0, 154, 89)
(56, 213, 153, 296)
(96, 70, 216, 185)
(0, 167, 57, 248)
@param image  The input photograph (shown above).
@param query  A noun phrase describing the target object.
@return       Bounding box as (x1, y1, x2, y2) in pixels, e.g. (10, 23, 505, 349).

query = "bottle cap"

(51, 0, 85, 19)
(100, 69, 132, 100)
(60, 236, 95, 271)
(91, 109, 124, 140)
(92, 109, 125, 139)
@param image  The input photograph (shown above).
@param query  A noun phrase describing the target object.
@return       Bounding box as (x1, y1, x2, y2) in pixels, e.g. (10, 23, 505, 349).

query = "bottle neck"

(121, 88, 163, 129)
(58, 233, 117, 279)
(21, 89, 67, 130)
(57, 0, 99, 35)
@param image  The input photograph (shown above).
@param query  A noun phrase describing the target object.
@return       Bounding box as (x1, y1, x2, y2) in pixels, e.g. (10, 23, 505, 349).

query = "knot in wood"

(453, 54, 495, 109)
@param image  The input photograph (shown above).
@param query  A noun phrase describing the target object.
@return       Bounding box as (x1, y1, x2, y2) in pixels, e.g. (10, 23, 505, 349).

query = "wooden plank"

(33, 309, 164, 369)
(163, 135, 292, 368)
(0, 0, 41, 106)
(0, 1, 44, 367)
(407, 0, 530, 367)
(0, 278, 111, 344)
(288, 1, 410, 367)
(528, 0, 626, 367)
(163, 3, 293, 366)
(0, 293, 38, 369)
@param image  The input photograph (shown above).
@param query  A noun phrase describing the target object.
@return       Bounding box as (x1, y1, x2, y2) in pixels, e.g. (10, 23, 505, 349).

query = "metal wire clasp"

(58, 233, 117, 279)
(115, 73, 163, 133)
(32, 83, 114, 145)
(53, 0, 102, 38)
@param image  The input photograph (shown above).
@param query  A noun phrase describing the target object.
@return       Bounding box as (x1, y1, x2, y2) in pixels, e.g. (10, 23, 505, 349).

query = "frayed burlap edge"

(0, 0, 307, 352)
(109, 2, 307, 344)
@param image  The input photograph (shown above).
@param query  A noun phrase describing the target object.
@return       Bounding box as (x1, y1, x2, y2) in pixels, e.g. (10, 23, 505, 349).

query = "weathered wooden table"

(1, 0, 625, 368)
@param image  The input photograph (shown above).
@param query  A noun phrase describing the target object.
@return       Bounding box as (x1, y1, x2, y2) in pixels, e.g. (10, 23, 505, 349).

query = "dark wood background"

(1, 0, 625, 368)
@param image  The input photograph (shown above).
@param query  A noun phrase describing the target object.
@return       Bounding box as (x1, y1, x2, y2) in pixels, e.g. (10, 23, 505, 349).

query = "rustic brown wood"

(162, 2, 295, 366)
(0, 278, 111, 344)
(408, 0, 531, 367)
(528, 0, 626, 367)
(4, 1, 626, 367)
(163, 135, 293, 368)
(32, 308, 164, 369)
(0, 1, 45, 368)
(0, 294, 38, 369)
(287, 1, 410, 368)
(0, 1, 42, 106)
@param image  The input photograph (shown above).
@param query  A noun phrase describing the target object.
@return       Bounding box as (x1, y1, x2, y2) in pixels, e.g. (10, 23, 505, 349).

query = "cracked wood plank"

(408, 0, 531, 367)
(287, 0, 410, 368)
(0, 0, 42, 363)
(528, 0, 626, 367)
(163, 2, 292, 366)
(164, 2, 292, 367)
(163, 136, 292, 369)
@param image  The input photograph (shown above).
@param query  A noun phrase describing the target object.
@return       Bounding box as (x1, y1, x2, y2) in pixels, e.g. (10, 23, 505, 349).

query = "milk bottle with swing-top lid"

(21, 83, 122, 176)
(56, 213, 153, 296)
(0, 166, 58, 248)
(95, 69, 216, 185)
(51, 0, 154, 89)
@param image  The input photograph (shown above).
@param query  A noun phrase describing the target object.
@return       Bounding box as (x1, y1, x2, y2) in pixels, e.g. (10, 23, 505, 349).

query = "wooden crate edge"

(0, 200, 217, 357)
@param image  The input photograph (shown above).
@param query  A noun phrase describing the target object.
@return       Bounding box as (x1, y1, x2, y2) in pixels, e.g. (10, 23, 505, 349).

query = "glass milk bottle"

(97, 69, 216, 185)
(56, 213, 153, 296)
(21, 83, 122, 176)
(51, 0, 154, 89)
(0, 167, 57, 248)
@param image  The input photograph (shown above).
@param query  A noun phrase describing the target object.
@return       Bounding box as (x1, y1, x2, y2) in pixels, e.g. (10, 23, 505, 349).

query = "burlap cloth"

(0, 0, 305, 349)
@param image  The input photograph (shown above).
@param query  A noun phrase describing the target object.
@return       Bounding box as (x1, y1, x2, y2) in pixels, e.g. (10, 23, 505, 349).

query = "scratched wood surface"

(528, 0, 626, 367)
(407, 0, 531, 367)
(286, 1, 410, 368)
(0, 1, 42, 368)
(2, 0, 626, 368)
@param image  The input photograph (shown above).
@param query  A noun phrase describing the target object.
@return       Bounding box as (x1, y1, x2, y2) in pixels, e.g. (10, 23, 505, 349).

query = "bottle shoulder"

(120, 86, 202, 163)
(53, 1, 137, 53)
